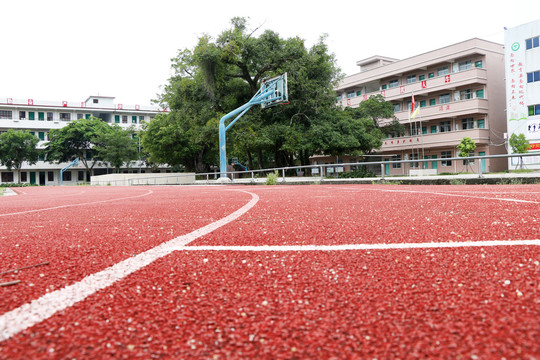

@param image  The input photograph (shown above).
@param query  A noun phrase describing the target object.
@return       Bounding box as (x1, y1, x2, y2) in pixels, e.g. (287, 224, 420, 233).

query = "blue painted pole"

(218, 88, 275, 179)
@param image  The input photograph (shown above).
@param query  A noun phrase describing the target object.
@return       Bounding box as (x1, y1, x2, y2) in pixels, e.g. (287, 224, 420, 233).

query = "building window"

(48, 172, 54, 182)
(392, 155, 401, 169)
(462, 118, 474, 130)
(78, 171, 85, 181)
(77, 114, 83, 120)
(347, 91, 355, 98)
(62, 171, 72, 182)
(460, 89, 473, 100)
(393, 104, 400, 113)
(441, 151, 452, 167)
(60, 113, 71, 121)
(475, 60, 483, 68)
(476, 89, 484, 99)
(0, 111, 12, 119)
(20, 172, 27, 182)
(527, 70, 540, 83)
(422, 126, 427, 135)
(356, 90, 362, 96)
(419, 75, 425, 81)
(38, 132, 45, 141)
(47, 112, 53, 121)
(85, 114, 91, 119)
(428, 72, 435, 78)
(529, 104, 540, 116)
(381, 84, 387, 90)
(437, 67, 449, 76)
(477, 119, 485, 129)
(29, 112, 35, 120)
(132, 116, 137, 124)
(122, 115, 128, 124)
(1, 172, 14, 183)
(420, 100, 426, 108)
(459, 60, 472, 71)
(410, 124, 419, 136)
(19, 111, 26, 120)
(115, 115, 120, 123)
(439, 121, 451, 133)
(38, 112, 45, 121)
(93, 99, 99, 104)
(139, 115, 144, 122)
(439, 93, 450, 104)
(39, 153, 45, 161)
(429, 99, 436, 106)
(526, 36, 540, 50)
(406, 75, 416, 84)
(431, 125, 437, 134)
(389, 80, 399, 88)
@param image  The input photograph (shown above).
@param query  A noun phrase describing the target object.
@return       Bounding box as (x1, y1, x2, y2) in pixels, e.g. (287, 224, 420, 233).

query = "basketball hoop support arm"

(218, 87, 276, 179)
(60, 158, 79, 185)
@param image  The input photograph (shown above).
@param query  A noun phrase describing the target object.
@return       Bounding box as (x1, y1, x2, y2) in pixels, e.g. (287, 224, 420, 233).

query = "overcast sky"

(1, 0, 539, 106)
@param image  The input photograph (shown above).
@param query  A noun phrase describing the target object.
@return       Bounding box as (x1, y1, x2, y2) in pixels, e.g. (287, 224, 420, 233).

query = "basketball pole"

(218, 82, 282, 181)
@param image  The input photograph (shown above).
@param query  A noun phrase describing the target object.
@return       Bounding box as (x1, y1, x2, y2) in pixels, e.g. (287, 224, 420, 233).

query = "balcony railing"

(339, 67, 488, 107)
(381, 128, 490, 151)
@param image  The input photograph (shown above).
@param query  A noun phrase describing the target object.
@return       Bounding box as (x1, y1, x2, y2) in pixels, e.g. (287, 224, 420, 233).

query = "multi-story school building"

(505, 19, 540, 170)
(0, 95, 162, 185)
(319, 38, 508, 176)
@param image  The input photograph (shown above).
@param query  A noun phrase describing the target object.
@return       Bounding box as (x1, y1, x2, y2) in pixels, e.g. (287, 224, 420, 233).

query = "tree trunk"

(257, 148, 264, 169)
(245, 147, 253, 170)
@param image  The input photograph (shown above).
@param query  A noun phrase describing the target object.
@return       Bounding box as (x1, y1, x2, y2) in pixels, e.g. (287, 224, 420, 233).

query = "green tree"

(457, 137, 477, 171)
(0, 129, 39, 184)
(94, 126, 138, 173)
(509, 133, 531, 169)
(46, 117, 113, 176)
(150, 18, 393, 172)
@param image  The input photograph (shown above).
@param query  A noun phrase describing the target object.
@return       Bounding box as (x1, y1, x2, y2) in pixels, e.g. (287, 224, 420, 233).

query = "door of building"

(29, 172, 36, 185)
(384, 159, 390, 175)
(479, 152, 486, 173)
(431, 155, 438, 170)
(39, 172, 46, 185)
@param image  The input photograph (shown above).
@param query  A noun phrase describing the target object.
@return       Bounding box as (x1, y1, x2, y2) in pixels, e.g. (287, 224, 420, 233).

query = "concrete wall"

(91, 173, 196, 186)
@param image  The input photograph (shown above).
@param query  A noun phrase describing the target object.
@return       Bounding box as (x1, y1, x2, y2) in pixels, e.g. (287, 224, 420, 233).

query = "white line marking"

(379, 189, 539, 204)
(176, 239, 540, 251)
(0, 190, 154, 217)
(0, 190, 259, 342)
(339, 187, 539, 204)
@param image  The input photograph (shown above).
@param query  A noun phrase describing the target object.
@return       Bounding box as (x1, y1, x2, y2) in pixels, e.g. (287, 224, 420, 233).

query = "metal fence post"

(381, 163, 385, 180)
(478, 158, 483, 178)
(282, 169, 286, 183)
(320, 166, 324, 181)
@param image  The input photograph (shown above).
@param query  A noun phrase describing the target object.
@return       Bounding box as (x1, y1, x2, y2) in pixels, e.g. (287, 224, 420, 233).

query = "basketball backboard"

(260, 73, 288, 109)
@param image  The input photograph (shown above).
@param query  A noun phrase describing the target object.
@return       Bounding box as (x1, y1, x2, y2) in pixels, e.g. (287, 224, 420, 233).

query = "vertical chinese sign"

(505, 21, 540, 168)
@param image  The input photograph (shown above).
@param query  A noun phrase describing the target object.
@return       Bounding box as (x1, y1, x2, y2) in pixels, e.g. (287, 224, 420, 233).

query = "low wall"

(91, 173, 196, 186)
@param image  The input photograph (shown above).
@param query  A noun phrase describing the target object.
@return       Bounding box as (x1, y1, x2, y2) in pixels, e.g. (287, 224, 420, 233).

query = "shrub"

(265, 171, 279, 185)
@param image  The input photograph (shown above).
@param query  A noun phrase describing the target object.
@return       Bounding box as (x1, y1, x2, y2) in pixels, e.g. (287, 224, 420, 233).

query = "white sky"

(1, 0, 539, 106)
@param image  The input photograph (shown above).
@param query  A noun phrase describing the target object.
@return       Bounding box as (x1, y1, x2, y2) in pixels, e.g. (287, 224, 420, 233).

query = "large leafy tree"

(457, 137, 477, 171)
(147, 17, 392, 171)
(93, 125, 139, 173)
(509, 133, 531, 169)
(0, 129, 39, 184)
(46, 117, 113, 176)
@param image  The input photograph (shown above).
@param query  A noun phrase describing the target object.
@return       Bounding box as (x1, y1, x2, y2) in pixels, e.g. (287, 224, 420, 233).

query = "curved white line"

(0, 190, 259, 342)
(0, 190, 154, 217)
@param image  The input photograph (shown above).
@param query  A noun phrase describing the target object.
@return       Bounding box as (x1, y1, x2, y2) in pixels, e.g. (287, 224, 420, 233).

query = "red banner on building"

(530, 143, 540, 150)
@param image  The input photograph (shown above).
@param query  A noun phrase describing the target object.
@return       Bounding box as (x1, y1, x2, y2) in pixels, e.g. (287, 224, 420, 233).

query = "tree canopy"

(46, 117, 114, 175)
(0, 129, 39, 184)
(144, 17, 394, 172)
(94, 126, 139, 173)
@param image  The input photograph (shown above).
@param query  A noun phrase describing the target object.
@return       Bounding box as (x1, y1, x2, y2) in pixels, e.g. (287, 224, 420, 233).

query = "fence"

(88, 152, 539, 185)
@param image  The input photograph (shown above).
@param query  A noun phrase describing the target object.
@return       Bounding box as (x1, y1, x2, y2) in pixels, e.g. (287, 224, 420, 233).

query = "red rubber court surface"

(0, 185, 539, 359)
